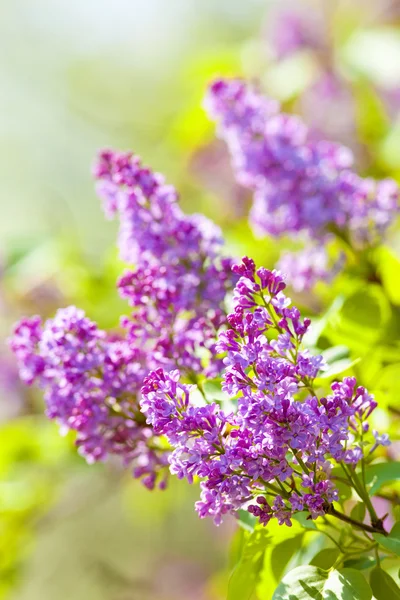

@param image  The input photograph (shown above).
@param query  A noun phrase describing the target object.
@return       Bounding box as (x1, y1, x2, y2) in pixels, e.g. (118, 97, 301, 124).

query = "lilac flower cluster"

(141, 258, 386, 526)
(205, 78, 399, 245)
(10, 307, 169, 489)
(204, 79, 399, 290)
(10, 150, 237, 487)
(94, 150, 235, 375)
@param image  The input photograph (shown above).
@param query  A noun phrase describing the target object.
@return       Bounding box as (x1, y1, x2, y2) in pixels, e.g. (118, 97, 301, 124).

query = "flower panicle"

(9, 306, 169, 489)
(204, 78, 399, 291)
(141, 257, 389, 527)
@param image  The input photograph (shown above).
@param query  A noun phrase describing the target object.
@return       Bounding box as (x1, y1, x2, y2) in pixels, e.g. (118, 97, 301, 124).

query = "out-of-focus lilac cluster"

(10, 150, 237, 488)
(141, 258, 386, 526)
(205, 78, 399, 244)
(10, 307, 169, 489)
(205, 78, 399, 290)
(94, 150, 235, 375)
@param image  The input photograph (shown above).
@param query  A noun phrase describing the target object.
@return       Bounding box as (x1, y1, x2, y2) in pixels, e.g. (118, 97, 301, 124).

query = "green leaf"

(317, 357, 361, 380)
(203, 379, 227, 402)
(257, 520, 308, 599)
(321, 345, 350, 364)
(303, 296, 344, 347)
(310, 548, 341, 570)
(344, 556, 376, 571)
(237, 509, 257, 533)
(351, 502, 366, 523)
(365, 462, 400, 495)
(293, 512, 318, 530)
(373, 522, 400, 556)
(373, 363, 400, 409)
(352, 80, 388, 142)
(331, 466, 353, 503)
(229, 528, 246, 570)
(270, 535, 304, 581)
(341, 288, 387, 331)
(227, 527, 269, 600)
(370, 567, 400, 599)
(321, 286, 391, 357)
(375, 247, 400, 305)
(272, 566, 372, 599)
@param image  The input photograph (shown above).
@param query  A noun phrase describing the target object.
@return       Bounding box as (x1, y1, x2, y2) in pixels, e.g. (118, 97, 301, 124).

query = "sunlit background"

(2, 1, 400, 598)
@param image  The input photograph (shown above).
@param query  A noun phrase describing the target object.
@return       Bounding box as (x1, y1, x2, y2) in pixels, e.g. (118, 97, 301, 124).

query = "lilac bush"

(9, 83, 400, 599)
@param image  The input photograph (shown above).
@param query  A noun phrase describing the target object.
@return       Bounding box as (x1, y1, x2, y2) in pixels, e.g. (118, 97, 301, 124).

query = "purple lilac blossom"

(94, 150, 236, 375)
(10, 307, 169, 489)
(204, 78, 399, 247)
(141, 258, 385, 526)
(94, 149, 226, 265)
(10, 150, 237, 488)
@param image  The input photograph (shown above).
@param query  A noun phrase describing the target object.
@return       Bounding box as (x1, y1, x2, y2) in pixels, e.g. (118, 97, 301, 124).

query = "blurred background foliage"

(2, 1, 400, 598)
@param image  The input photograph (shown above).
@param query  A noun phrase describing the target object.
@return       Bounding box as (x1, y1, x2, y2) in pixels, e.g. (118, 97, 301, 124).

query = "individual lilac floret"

(94, 149, 236, 374)
(371, 431, 391, 455)
(141, 258, 388, 527)
(10, 307, 169, 489)
(204, 78, 399, 246)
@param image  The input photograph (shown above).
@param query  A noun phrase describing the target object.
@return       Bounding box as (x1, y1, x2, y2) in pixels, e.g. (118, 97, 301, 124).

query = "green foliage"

(270, 535, 304, 581)
(330, 467, 353, 503)
(237, 509, 258, 533)
(310, 548, 341, 570)
(365, 462, 400, 495)
(272, 566, 372, 600)
(0, 418, 74, 597)
(375, 247, 400, 306)
(350, 503, 366, 523)
(257, 520, 310, 599)
(227, 520, 311, 600)
(292, 513, 318, 530)
(373, 522, 400, 556)
(343, 557, 377, 571)
(370, 567, 400, 599)
(227, 527, 269, 600)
